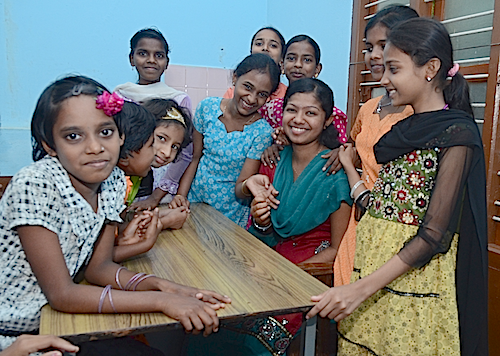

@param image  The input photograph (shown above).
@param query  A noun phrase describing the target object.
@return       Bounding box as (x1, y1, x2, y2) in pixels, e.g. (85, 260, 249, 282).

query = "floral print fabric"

(188, 97, 273, 227)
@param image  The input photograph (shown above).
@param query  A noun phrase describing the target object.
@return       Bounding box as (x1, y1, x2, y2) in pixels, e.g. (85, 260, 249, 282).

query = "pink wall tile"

(164, 64, 232, 110)
(186, 66, 208, 89)
(164, 65, 186, 88)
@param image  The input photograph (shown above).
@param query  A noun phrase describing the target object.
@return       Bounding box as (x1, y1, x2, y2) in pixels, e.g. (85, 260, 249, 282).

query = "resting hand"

(251, 195, 272, 226)
(245, 175, 279, 209)
(159, 293, 221, 336)
(261, 144, 283, 169)
(338, 144, 358, 171)
(160, 206, 190, 230)
(116, 210, 155, 246)
(128, 196, 157, 212)
(159, 282, 231, 309)
(169, 194, 190, 209)
(271, 127, 289, 146)
(0, 334, 79, 356)
(306, 282, 370, 322)
(320, 147, 342, 176)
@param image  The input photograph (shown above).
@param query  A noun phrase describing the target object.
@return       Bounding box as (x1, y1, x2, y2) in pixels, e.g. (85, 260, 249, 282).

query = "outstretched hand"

(306, 282, 370, 322)
(245, 175, 280, 209)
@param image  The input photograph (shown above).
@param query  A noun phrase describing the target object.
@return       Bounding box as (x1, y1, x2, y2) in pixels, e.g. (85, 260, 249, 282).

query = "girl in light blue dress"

(176, 53, 280, 226)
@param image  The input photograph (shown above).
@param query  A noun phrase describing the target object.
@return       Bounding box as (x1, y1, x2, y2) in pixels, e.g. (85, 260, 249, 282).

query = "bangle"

(354, 189, 370, 204)
(124, 273, 146, 291)
(98, 285, 117, 313)
(131, 274, 156, 291)
(253, 217, 272, 232)
(241, 179, 251, 197)
(350, 180, 364, 199)
(115, 266, 126, 290)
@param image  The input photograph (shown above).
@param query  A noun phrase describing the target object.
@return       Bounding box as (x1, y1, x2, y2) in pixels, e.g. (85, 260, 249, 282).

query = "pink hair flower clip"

(96, 92, 124, 116)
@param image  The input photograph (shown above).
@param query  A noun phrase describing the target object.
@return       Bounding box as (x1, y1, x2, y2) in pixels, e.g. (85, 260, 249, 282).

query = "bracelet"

(350, 180, 364, 199)
(131, 274, 156, 291)
(354, 189, 370, 204)
(98, 285, 117, 313)
(124, 273, 146, 291)
(115, 266, 126, 290)
(241, 179, 252, 197)
(253, 217, 272, 232)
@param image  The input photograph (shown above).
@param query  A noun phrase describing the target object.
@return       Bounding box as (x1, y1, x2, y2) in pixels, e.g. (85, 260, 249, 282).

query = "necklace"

(221, 99, 257, 125)
(375, 94, 392, 114)
(292, 146, 324, 177)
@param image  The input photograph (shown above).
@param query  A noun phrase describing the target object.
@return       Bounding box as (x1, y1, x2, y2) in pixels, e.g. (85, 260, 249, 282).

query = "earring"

(314, 73, 319, 79)
(426, 76, 432, 82)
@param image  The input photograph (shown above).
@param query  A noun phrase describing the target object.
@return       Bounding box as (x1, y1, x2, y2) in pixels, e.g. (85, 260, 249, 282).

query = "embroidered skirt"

(338, 214, 460, 355)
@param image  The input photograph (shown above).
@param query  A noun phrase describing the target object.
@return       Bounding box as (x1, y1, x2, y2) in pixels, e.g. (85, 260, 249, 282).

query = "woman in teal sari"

(249, 78, 352, 265)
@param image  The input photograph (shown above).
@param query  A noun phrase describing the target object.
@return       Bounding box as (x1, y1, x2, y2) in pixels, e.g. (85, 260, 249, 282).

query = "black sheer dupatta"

(374, 109, 488, 355)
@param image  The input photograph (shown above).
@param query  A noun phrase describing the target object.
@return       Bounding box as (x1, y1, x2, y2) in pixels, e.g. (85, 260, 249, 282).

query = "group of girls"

(0, 5, 488, 356)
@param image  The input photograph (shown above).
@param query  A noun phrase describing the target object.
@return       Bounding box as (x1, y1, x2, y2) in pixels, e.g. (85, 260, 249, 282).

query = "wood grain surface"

(40, 203, 329, 342)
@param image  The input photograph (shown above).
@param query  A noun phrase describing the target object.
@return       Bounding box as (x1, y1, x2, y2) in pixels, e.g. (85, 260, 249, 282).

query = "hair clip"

(71, 84, 83, 96)
(96, 92, 124, 116)
(161, 107, 186, 126)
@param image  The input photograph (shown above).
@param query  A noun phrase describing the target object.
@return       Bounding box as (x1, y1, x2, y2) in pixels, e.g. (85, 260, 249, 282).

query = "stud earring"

(426, 76, 432, 82)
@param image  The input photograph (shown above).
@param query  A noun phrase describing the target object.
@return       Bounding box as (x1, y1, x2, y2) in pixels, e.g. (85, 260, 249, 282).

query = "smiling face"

(381, 43, 428, 111)
(152, 123, 185, 168)
(44, 95, 123, 194)
(364, 23, 389, 81)
(130, 37, 169, 85)
(232, 69, 273, 116)
(251, 29, 283, 65)
(282, 92, 332, 146)
(284, 41, 322, 84)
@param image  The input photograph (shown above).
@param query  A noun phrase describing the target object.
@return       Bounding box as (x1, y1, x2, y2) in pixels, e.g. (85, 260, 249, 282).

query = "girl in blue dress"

(175, 53, 280, 226)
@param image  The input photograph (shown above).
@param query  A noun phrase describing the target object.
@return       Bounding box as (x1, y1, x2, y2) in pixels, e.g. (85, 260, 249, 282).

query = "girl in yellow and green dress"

(307, 18, 488, 356)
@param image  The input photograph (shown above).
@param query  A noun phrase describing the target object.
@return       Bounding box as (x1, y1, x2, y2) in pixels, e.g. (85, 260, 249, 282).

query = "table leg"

(299, 315, 317, 356)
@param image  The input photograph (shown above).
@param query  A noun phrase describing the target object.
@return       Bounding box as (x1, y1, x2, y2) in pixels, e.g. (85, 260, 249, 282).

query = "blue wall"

(0, 0, 353, 174)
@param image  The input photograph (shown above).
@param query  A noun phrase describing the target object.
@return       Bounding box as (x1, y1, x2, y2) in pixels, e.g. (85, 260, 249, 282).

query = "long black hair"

(283, 78, 340, 149)
(388, 18, 473, 116)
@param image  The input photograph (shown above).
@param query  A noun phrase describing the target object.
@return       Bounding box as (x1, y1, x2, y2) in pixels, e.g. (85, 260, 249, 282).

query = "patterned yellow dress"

(338, 148, 460, 355)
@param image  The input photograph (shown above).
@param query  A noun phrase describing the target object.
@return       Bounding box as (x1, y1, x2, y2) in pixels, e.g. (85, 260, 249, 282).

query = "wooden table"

(40, 203, 329, 355)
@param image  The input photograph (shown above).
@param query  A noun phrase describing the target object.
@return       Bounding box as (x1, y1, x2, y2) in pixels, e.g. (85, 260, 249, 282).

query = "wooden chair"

(287, 262, 337, 356)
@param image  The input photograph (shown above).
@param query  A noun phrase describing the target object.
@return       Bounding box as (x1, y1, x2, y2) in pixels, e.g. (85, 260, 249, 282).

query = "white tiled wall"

(164, 64, 233, 112)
